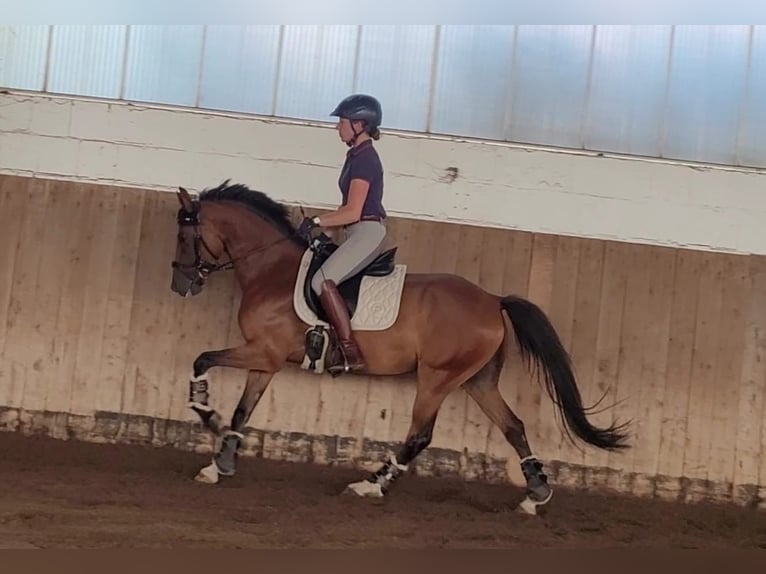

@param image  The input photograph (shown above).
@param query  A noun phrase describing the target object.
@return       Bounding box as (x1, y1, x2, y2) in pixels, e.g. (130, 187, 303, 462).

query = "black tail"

(500, 295, 630, 452)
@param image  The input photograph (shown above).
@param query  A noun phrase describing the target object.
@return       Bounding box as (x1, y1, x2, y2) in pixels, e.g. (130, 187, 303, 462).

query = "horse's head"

(170, 186, 227, 297)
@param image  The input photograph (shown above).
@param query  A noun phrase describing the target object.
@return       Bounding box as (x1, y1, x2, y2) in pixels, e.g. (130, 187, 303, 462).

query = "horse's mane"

(198, 179, 305, 245)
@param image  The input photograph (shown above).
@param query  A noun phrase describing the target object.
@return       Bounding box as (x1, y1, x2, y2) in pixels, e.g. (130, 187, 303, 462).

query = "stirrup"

(331, 358, 365, 374)
(329, 344, 365, 375)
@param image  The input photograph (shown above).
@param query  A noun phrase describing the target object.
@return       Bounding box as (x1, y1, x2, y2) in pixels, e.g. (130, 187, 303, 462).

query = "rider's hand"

(296, 216, 320, 240)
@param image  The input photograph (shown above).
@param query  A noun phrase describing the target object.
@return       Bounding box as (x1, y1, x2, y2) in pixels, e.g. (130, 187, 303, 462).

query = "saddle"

(302, 233, 398, 323)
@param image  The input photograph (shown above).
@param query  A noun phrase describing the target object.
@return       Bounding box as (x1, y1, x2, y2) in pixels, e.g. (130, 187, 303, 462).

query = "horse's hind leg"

(195, 370, 274, 485)
(345, 363, 475, 498)
(463, 356, 553, 515)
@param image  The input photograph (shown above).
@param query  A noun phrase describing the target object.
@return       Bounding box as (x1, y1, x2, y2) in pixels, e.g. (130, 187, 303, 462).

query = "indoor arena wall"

(1, 92, 765, 508)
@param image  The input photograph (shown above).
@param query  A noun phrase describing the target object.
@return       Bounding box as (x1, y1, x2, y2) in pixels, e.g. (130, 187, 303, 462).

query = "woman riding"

(297, 93, 388, 373)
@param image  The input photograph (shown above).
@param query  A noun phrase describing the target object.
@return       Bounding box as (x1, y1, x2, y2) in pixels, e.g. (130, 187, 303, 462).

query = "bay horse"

(170, 180, 629, 515)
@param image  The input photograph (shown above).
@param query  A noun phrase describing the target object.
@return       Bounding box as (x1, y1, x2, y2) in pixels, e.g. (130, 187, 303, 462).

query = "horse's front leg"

(194, 369, 274, 485)
(187, 343, 282, 436)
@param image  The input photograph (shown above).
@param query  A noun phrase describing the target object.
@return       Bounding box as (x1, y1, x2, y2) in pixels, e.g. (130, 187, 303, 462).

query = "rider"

(297, 94, 388, 373)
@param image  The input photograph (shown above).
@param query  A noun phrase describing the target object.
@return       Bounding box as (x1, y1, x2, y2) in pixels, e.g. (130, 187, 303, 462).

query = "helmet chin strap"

(346, 122, 365, 147)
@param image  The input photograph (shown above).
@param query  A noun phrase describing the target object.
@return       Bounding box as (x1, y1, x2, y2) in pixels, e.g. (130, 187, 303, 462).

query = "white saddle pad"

(292, 248, 407, 331)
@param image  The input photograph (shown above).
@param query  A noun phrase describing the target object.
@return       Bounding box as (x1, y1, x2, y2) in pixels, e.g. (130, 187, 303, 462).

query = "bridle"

(170, 201, 297, 281)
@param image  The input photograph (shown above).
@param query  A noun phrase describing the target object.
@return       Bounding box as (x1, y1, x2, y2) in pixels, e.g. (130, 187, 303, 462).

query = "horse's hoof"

(217, 466, 236, 477)
(345, 480, 384, 498)
(194, 461, 220, 484)
(516, 490, 553, 516)
(516, 496, 539, 515)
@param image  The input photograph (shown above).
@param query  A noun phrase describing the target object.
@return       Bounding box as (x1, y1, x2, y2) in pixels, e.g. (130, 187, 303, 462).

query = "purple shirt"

(338, 139, 386, 220)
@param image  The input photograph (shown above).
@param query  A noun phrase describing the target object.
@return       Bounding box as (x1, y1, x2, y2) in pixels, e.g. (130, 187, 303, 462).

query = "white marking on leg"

(345, 480, 384, 498)
(517, 496, 538, 515)
(194, 459, 221, 484)
(190, 372, 209, 382)
(517, 489, 553, 516)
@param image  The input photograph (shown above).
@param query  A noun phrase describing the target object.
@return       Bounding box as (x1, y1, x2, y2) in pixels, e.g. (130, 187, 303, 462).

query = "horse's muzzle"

(171, 265, 204, 297)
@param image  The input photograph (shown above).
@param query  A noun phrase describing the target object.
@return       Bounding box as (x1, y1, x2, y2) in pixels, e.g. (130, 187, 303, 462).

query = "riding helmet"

(330, 94, 382, 132)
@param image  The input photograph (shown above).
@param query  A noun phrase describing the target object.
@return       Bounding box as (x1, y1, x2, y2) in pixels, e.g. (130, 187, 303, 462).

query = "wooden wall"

(1, 174, 764, 507)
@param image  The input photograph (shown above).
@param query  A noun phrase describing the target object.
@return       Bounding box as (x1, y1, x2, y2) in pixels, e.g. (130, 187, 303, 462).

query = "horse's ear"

(177, 186, 194, 212)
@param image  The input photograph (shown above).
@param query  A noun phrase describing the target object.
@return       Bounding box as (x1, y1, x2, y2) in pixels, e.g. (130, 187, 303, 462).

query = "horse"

(169, 180, 630, 515)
